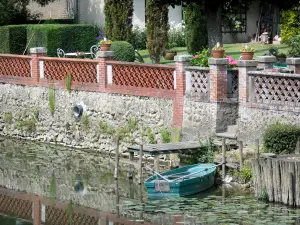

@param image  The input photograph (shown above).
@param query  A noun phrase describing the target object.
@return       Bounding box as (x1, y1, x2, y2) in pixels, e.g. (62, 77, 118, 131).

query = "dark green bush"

(263, 122, 300, 154)
(287, 35, 300, 57)
(0, 25, 27, 54)
(280, 10, 300, 43)
(130, 27, 147, 50)
(110, 41, 135, 62)
(27, 24, 98, 56)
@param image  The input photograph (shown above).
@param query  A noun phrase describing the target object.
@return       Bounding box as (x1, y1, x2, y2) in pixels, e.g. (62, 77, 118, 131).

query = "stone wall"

(0, 84, 173, 152)
(238, 103, 300, 143)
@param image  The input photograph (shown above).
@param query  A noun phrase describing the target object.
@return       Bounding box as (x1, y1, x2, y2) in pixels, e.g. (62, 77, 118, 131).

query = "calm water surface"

(0, 137, 300, 225)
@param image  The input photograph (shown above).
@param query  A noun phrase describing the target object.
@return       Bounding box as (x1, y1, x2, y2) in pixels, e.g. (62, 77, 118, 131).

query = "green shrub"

(239, 163, 253, 183)
(131, 27, 147, 50)
(16, 117, 36, 132)
(0, 25, 27, 54)
(168, 23, 186, 48)
(287, 35, 300, 57)
(280, 10, 300, 43)
(110, 41, 135, 62)
(3, 112, 13, 124)
(160, 128, 171, 143)
(263, 122, 300, 154)
(48, 85, 55, 115)
(27, 24, 98, 56)
(191, 48, 210, 67)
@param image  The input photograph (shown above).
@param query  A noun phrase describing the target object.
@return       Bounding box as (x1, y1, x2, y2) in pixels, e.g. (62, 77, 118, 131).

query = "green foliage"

(65, 73, 72, 93)
(67, 201, 73, 225)
(146, 0, 169, 63)
(268, 47, 279, 57)
(131, 27, 147, 50)
(179, 137, 218, 165)
(16, 117, 36, 132)
(147, 128, 157, 144)
(0, 25, 27, 54)
(26, 24, 98, 56)
(3, 112, 13, 124)
(184, 3, 207, 55)
(49, 173, 56, 201)
(280, 10, 300, 43)
(171, 127, 181, 142)
(287, 35, 300, 57)
(239, 163, 253, 183)
(81, 114, 90, 129)
(263, 122, 300, 154)
(48, 84, 55, 115)
(191, 48, 210, 67)
(110, 41, 135, 62)
(44, 19, 58, 24)
(160, 128, 171, 143)
(104, 0, 133, 42)
(257, 188, 269, 202)
(168, 24, 186, 48)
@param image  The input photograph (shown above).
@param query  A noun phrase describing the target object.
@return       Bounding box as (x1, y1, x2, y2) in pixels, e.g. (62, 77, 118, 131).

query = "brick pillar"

(208, 58, 228, 102)
(238, 60, 258, 103)
(287, 58, 300, 74)
(30, 47, 47, 85)
(173, 55, 190, 127)
(257, 56, 276, 70)
(97, 51, 115, 91)
(33, 198, 41, 225)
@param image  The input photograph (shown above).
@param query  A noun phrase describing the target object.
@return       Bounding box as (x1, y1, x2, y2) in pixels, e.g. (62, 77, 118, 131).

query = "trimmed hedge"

(0, 25, 27, 54)
(110, 41, 135, 62)
(27, 24, 98, 56)
(263, 122, 300, 154)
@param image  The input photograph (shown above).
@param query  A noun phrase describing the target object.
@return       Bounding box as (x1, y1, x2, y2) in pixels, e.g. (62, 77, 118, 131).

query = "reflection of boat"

(144, 164, 216, 199)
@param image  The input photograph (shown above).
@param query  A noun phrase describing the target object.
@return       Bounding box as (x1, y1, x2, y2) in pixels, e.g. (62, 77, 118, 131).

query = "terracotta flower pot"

(164, 51, 177, 60)
(241, 52, 254, 60)
(101, 44, 111, 51)
(212, 50, 225, 58)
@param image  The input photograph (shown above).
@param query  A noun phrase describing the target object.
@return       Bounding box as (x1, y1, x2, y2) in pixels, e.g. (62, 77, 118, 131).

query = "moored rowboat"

(144, 163, 216, 199)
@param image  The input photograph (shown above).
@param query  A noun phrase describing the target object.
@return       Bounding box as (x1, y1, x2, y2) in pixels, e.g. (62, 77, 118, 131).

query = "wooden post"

(129, 179, 134, 199)
(154, 155, 159, 172)
(114, 138, 120, 180)
(138, 145, 143, 185)
(33, 198, 41, 225)
(295, 139, 300, 154)
(256, 139, 260, 160)
(128, 152, 134, 179)
(239, 141, 244, 170)
(222, 137, 226, 181)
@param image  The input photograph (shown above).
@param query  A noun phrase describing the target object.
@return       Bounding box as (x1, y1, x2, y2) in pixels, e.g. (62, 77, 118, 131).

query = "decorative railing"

(185, 67, 210, 101)
(228, 69, 239, 98)
(248, 71, 300, 106)
(0, 55, 31, 77)
(40, 57, 99, 83)
(106, 61, 175, 90)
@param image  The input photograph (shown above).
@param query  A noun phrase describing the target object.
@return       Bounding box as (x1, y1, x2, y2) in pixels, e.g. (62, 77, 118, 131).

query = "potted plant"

(277, 53, 287, 62)
(99, 38, 112, 51)
(211, 42, 225, 58)
(240, 44, 255, 60)
(163, 43, 177, 60)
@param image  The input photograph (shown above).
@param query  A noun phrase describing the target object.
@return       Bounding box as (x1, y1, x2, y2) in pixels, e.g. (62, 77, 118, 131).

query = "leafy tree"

(0, 0, 56, 26)
(146, 0, 169, 63)
(104, 0, 133, 42)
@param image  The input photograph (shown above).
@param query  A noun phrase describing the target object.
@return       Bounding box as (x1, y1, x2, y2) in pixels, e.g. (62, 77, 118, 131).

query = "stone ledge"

(30, 47, 47, 54)
(238, 60, 258, 67)
(208, 58, 228, 65)
(257, 56, 277, 63)
(97, 51, 115, 58)
(286, 58, 300, 65)
(174, 55, 192, 62)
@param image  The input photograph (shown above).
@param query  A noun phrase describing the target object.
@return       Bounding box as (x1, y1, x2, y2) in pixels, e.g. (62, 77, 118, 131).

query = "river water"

(0, 136, 300, 225)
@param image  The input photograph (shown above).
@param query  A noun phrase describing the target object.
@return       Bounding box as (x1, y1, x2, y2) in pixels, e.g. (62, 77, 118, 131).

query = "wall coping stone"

(208, 58, 228, 65)
(30, 47, 47, 54)
(248, 70, 300, 79)
(286, 58, 300, 65)
(257, 56, 276, 63)
(97, 51, 115, 58)
(174, 55, 192, 62)
(238, 60, 258, 67)
(185, 66, 209, 70)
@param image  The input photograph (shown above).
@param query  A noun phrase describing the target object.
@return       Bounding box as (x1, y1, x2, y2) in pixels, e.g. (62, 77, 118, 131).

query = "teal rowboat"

(144, 163, 216, 199)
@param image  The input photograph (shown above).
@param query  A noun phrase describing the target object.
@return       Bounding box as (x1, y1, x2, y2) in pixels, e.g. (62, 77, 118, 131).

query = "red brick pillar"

(33, 198, 41, 225)
(287, 58, 300, 74)
(257, 56, 276, 70)
(30, 47, 47, 85)
(209, 58, 228, 102)
(97, 51, 115, 91)
(173, 55, 190, 127)
(238, 60, 258, 103)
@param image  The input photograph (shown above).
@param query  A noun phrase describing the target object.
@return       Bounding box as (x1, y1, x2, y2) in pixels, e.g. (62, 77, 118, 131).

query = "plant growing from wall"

(65, 73, 72, 93)
(16, 117, 36, 132)
(104, 0, 133, 42)
(146, 0, 169, 63)
(81, 113, 90, 130)
(147, 127, 157, 144)
(160, 128, 172, 143)
(49, 173, 56, 201)
(48, 83, 55, 115)
(3, 112, 13, 124)
(191, 48, 210, 67)
(67, 200, 73, 225)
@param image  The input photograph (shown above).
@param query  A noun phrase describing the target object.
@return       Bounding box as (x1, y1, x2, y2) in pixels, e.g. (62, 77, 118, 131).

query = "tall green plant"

(48, 83, 55, 115)
(65, 73, 72, 93)
(104, 0, 133, 42)
(49, 173, 56, 201)
(184, 2, 207, 54)
(146, 0, 169, 63)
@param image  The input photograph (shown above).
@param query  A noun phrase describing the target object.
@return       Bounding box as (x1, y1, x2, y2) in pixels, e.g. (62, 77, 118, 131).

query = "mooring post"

(154, 155, 159, 172)
(114, 138, 120, 180)
(138, 145, 143, 185)
(255, 139, 260, 160)
(222, 137, 226, 181)
(295, 139, 300, 154)
(128, 152, 134, 179)
(239, 141, 244, 170)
